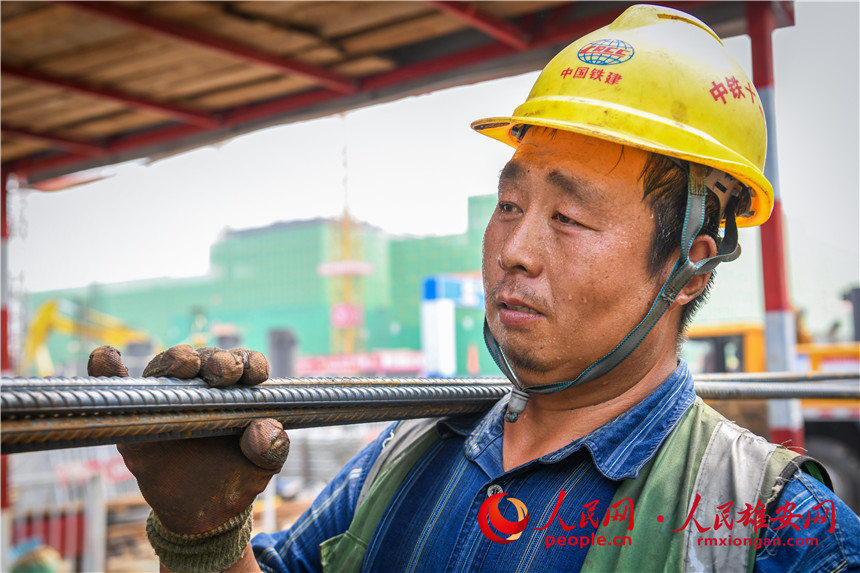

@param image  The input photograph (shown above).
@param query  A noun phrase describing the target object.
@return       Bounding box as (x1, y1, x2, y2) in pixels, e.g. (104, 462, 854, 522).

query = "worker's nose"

(498, 213, 545, 277)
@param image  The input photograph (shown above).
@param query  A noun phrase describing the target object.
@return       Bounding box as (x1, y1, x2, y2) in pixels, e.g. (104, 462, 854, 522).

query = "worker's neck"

(501, 348, 679, 472)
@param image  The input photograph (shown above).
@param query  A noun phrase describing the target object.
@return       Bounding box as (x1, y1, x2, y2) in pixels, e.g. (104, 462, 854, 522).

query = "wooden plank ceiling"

(0, 1, 790, 183)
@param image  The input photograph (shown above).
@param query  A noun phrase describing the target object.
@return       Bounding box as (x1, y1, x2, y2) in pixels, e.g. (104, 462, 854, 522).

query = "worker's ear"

(674, 234, 718, 306)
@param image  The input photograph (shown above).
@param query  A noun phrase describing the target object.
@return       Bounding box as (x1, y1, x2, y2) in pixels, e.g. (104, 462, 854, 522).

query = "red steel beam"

(61, 1, 357, 94)
(429, 2, 529, 50)
(1, 63, 220, 129)
(2, 125, 106, 157)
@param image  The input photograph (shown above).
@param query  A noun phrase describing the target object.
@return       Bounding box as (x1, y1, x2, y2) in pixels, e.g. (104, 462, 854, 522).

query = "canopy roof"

(1, 1, 793, 184)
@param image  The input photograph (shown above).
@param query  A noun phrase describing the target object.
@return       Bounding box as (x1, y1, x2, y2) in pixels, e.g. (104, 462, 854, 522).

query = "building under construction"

(24, 194, 498, 378)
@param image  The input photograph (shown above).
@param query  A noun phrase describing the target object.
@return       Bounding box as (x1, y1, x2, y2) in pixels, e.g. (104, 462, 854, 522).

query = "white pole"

(0, 510, 11, 571)
(261, 479, 276, 533)
(81, 474, 106, 573)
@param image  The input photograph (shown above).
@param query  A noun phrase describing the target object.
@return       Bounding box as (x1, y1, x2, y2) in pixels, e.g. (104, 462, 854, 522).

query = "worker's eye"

(498, 201, 517, 214)
(553, 211, 579, 226)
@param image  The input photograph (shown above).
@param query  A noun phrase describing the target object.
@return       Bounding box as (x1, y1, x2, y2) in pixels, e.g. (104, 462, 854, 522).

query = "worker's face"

(482, 128, 664, 386)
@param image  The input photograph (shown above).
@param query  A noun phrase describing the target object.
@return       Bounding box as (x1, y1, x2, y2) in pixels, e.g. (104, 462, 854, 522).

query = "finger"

(240, 418, 290, 471)
(197, 347, 243, 387)
(231, 349, 269, 385)
(142, 344, 201, 379)
(88, 346, 129, 377)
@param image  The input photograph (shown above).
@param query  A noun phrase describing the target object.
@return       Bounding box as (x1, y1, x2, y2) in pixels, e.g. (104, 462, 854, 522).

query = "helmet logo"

(577, 39, 634, 65)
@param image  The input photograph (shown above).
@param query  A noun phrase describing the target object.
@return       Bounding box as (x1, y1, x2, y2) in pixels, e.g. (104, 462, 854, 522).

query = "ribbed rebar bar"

(4, 370, 855, 389)
(693, 381, 859, 400)
(1, 379, 509, 453)
(2, 374, 857, 453)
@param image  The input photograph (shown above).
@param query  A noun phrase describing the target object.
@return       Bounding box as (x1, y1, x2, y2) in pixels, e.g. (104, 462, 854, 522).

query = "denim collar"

(438, 360, 696, 481)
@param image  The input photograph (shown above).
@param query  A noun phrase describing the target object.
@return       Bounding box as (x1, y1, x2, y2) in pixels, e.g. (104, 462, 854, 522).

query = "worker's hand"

(88, 345, 289, 535)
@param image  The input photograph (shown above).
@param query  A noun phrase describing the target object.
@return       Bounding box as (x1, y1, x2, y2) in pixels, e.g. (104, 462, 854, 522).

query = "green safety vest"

(319, 397, 830, 572)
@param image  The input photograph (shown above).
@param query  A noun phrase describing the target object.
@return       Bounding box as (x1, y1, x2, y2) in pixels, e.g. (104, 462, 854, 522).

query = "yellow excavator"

(21, 299, 150, 377)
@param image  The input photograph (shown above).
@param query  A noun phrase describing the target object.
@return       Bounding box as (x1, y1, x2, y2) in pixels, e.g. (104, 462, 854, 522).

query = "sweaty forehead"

(505, 127, 649, 201)
(514, 127, 648, 173)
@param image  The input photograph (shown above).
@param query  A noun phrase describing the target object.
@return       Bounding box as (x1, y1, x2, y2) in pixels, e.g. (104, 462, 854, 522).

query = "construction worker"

(89, 5, 860, 572)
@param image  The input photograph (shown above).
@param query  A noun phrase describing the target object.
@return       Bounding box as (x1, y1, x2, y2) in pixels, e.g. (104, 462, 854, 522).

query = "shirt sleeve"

(754, 470, 860, 573)
(251, 423, 397, 573)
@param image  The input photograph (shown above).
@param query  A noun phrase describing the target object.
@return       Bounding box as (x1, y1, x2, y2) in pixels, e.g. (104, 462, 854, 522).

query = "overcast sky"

(7, 2, 859, 335)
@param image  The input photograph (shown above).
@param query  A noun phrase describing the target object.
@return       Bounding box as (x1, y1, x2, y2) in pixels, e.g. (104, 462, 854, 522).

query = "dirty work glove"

(88, 345, 288, 573)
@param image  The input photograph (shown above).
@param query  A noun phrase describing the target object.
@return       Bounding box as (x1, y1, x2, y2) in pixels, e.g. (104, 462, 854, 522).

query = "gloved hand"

(88, 344, 289, 572)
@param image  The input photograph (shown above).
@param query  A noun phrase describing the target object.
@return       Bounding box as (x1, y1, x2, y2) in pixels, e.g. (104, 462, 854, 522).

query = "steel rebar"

(2, 373, 857, 453)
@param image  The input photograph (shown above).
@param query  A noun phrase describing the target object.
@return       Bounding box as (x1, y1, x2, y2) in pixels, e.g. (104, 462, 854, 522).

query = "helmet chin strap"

(485, 164, 743, 423)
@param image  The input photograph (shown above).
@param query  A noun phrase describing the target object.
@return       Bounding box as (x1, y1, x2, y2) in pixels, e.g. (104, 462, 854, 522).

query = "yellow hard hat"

(472, 4, 773, 227)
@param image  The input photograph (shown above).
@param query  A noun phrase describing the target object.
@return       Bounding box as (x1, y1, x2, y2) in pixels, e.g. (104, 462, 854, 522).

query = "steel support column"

(748, 1, 804, 452)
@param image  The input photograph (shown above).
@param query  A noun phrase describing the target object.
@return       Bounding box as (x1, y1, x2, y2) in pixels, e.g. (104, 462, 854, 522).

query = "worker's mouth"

(497, 295, 543, 326)
(500, 302, 540, 314)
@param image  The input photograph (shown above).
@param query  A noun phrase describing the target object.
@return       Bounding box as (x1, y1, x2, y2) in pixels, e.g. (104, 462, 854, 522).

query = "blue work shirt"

(253, 361, 860, 572)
